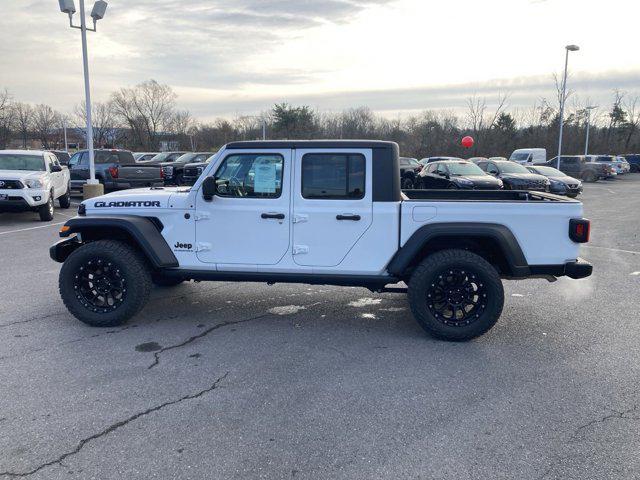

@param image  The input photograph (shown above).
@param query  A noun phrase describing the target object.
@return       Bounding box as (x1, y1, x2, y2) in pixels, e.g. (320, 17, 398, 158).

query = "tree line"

(0, 79, 639, 158)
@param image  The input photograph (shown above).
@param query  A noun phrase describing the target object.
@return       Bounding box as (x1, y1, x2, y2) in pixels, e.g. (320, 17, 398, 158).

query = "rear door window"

(301, 153, 365, 200)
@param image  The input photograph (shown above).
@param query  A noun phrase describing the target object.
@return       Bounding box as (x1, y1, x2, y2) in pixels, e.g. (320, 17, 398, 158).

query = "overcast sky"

(1, 0, 639, 120)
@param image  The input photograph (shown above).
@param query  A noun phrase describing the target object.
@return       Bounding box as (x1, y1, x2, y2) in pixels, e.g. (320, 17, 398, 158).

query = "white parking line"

(583, 245, 640, 255)
(0, 221, 66, 236)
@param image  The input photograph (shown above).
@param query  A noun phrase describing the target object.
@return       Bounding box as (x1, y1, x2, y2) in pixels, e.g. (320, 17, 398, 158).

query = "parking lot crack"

(0, 312, 67, 329)
(147, 313, 269, 370)
(0, 372, 229, 478)
(573, 404, 639, 436)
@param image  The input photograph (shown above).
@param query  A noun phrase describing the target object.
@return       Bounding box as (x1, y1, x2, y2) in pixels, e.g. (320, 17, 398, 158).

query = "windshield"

(149, 152, 174, 162)
(0, 154, 46, 171)
(532, 166, 566, 177)
(595, 156, 614, 162)
(447, 162, 485, 175)
(498, 162, 530, 174)
(175, 153, 198, 163)
(511, 153, 530, 161)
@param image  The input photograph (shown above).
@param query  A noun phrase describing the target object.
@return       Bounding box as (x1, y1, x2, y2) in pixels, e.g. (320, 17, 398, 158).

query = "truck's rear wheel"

(59, 240, 152, 327)
(408, 249, 504, 341)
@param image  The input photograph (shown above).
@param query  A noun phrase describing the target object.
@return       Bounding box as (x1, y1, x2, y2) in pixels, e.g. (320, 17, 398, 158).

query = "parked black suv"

(477, 160, 550, 191)
(622, 154, 640, 172)
(526, 165, 582, 198)
(399, 157, 422, 189)
(417, 160, 503, 190)
(547, 156, 612, 182)
(68, 149, 136, 191)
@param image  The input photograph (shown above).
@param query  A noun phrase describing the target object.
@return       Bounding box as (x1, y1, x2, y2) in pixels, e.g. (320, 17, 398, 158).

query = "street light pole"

(78, 0, 97, 185)
(584, 105, 598, 156)
(58, 0, 108, 198)
(557, 44, 580, 169)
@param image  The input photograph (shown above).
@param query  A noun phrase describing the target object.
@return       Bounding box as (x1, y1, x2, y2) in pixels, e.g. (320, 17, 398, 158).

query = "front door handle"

(261, 213, 285, 220)
(336, 214, 361, 221)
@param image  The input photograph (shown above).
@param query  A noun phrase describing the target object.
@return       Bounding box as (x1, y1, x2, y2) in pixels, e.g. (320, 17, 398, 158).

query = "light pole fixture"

(584, 105, 598, 156)
(556, 44, 580, 169)
(58, 0, 108, 199)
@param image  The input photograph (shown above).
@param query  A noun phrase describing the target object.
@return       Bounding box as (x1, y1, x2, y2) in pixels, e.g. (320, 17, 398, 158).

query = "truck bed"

(402, 189, 576, 202)
(400, 189, 584, 267)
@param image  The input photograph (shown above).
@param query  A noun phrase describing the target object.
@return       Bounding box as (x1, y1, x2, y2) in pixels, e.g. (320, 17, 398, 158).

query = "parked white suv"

(0, 150, 71, 221)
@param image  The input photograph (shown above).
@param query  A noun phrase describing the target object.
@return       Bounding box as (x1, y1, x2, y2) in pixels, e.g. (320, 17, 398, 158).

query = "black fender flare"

(386, 222, 530, 277)
(50, 215, 178, 268)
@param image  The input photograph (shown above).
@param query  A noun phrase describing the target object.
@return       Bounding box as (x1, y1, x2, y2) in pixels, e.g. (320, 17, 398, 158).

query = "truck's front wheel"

(408, 249, 504, 341)
(59, 240, 152, 327)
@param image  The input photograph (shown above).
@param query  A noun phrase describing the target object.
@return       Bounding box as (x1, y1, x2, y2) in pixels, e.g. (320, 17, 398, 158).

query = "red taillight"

(569, 218, 590, 243)
(160, 167, 165, 179)
(108, 166, 118, 178)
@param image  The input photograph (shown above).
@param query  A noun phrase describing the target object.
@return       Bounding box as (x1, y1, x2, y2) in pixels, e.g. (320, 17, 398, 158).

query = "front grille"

(184, 167, 198, 177)
(0, 179, 24, 189)
(162, 166, 173, 177)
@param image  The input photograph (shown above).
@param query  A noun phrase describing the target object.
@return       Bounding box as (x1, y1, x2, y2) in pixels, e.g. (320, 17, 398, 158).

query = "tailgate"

(119, 164, 162, 181)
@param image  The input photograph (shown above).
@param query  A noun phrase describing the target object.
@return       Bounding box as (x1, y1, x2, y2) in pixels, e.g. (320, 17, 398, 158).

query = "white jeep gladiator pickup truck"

(0, 150, 71, 221)
(50, 141, 592, 341)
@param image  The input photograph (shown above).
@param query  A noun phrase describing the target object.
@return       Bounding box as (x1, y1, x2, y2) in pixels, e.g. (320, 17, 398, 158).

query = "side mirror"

(51, 164, 62, 172)
(202, 176, 216, 201)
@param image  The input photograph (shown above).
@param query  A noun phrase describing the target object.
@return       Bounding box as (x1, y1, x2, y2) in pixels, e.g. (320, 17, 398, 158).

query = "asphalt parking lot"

(0, 178, 638, 480)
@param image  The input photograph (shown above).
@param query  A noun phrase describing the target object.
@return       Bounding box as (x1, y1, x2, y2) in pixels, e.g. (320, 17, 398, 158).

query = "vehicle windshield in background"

(499, 162, 530, 174)
(175, 153, 199, 163)
(447, 162, 485, 175)
(510, 153, 530, 162)
(0, 154, 45, 171)
(595, 156, 614, 162)
(534, 166, 566, 177)
(149, 152, 173, 162)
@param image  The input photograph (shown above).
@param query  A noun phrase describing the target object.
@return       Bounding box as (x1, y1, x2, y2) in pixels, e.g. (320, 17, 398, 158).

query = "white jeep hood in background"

(83, 187, 191, 211)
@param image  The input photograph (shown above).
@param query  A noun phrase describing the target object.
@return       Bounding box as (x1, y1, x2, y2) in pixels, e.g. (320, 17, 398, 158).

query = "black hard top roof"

(225, 140, 397, 150)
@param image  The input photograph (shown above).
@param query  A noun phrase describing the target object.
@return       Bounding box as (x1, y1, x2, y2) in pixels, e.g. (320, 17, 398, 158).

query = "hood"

(0, 170, 47, 182)
(501, 173, 547, 182)
(455, 174, 501, 184)
(549, 176, 580, 186)
(184, 161, 208, 168)
(83, 187, 188, 210)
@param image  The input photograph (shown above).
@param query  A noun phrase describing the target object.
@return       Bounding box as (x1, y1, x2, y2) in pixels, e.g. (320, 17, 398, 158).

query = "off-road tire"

(152, 275, 184, 287)
(408, 249, 504, 341)
(582, 171, 597, 183)
(59, 240, 152, 327)
(58, 183, 71, 209)
(38, 193, 55, 221)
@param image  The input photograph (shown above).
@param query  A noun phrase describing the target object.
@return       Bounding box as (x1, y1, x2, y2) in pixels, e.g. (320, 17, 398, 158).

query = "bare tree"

(623, 95, 640, 150)
(111, 80, 177, 149)
(32, 104, 59, 149)
(74, 100, 117, 148)
(0, 89, 13, 148)
(13, 102, 34, 148)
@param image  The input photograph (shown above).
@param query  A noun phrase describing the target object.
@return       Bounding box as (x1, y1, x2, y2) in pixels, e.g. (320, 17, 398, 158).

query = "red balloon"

(461, 136, 474, 148)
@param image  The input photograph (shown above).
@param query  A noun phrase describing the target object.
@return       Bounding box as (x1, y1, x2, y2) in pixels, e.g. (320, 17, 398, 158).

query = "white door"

(195, 149, 291, 266)
(47, 154, 64, 197)
(292, 148, 372, 267)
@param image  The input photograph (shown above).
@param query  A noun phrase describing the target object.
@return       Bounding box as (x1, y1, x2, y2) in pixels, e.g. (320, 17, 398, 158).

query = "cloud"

(176, 69, 640, 119)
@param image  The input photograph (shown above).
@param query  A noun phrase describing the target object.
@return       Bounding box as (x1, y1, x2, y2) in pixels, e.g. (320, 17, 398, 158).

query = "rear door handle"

(261, 213, 285, 220)
(336, 214, 361, 221)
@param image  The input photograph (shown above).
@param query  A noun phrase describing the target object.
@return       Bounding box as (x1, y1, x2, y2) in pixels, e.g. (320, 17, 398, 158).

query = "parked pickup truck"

(0, 150, 71, 221)
(68, 149, 163, 190)
(50, 141, 592, 341)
